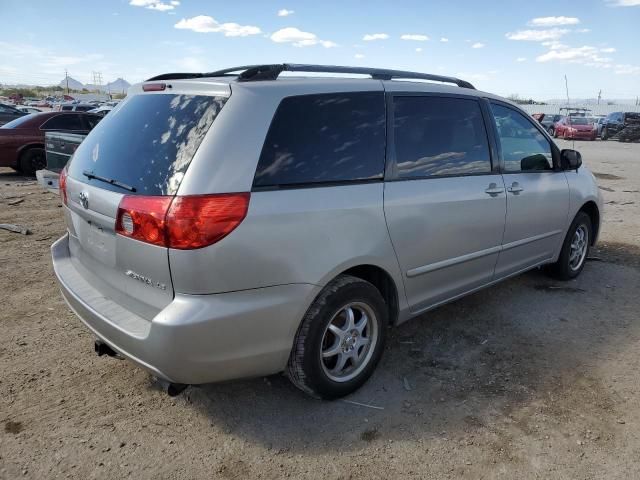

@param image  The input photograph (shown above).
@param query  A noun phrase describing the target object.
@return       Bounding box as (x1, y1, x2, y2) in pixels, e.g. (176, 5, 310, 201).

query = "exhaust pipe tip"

(94, 339, 119, 357)
(167, 383, 189, 397)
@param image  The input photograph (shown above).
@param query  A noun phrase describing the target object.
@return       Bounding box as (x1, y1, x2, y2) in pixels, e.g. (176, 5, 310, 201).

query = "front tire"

(287, 275, 388, 399)
(546, 212, 592, 280)
(19, 148, 46, 176)
(601, 128, 608, 140)
(547, 126, 555, 136)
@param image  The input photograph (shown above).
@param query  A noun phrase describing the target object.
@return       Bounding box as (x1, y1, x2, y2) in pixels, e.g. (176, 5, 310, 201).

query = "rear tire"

(19, 148, 46, 177)
(287, 275, 388, 399)
(547, 126, 555, 136)
(546, 212, 592, 281)
(601, 128, 608, 140)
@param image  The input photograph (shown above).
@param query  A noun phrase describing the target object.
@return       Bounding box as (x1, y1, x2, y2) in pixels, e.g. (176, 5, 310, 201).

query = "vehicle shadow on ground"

(182, 249, 640, 454)
(0, 170, 36, 183)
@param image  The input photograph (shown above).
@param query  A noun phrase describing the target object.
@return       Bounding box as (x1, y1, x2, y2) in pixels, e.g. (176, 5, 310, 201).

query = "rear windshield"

(67, 93, 227, 195)
(1, 114, 34, 129)
(570, 118, 590, 125)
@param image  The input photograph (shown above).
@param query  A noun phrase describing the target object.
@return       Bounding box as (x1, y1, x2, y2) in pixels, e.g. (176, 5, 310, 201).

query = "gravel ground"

(1, 140, 639, 479)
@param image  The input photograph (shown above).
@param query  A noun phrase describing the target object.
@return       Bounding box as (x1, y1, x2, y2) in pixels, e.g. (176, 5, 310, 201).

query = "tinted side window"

(42, 114, 85, 131)
(254, 92, 385, 188)
(84, 115, 101, 130)
(491, 104, 553, 173)
(392, 96, 491, 178)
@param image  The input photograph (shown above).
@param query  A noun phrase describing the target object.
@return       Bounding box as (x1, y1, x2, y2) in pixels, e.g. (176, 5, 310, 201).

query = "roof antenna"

(564, 74, 575, 150)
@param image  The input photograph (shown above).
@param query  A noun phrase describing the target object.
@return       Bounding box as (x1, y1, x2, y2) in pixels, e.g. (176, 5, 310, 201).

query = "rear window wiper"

(82, 170, 137, 192)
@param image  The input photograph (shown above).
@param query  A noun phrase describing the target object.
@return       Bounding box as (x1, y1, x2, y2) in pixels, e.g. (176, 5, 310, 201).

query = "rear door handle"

(485, 183, 504, 196)
(507, 182, 524, 194)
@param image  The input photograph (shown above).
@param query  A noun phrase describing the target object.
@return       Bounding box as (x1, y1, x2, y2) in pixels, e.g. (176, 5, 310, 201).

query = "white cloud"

(471, 42, 485, 48)
(536, 44, 612, 64)
(277, 8, 294, 16)
(528, 16, 580, 26)
(354, 53, 365, 59)
(363, 33, 389, 41)
(576, 28, 591, 33)
(174, 16, 261, 36)
(516, 57, 527, 62)
(129, 0, 176, 11)
(440, 37, 449, 42)
(416, 47, 423, 52)
(506, 28, 569, 41)
(401, 34, 429, 41)
(270, 27, 337, 47)
(607, 0, 640, 6)
(600, 47, 616, 53)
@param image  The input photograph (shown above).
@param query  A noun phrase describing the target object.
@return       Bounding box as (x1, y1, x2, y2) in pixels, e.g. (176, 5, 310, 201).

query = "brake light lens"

(166, 193, 250, 249)
(59, 167, 68, 205)
(142, 83, 166, 92)
(115, 193, 250, 250)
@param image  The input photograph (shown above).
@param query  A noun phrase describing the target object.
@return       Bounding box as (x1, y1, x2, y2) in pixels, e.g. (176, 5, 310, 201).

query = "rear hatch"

(63, 87, 229, 318)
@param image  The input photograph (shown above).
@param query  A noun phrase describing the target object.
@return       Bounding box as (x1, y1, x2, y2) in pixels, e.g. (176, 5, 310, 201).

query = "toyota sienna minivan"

(52, 64, 602, 399)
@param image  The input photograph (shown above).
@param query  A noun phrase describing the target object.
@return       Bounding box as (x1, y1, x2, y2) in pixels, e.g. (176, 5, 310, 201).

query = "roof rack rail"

(146, 64, 476, 89)
(146, 72, 206, 81)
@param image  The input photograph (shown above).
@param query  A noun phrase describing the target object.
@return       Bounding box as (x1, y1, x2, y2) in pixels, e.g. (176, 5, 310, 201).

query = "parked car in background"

(538, 113, 563, 136)
(600, 111, 640, 140)
(54, 103, 97, 113)
(17, 106, 43, 114)
(87, 105, 113, 117)
(594, 116, 606, 136)
(0, 103, 28, 126)
(0, 112, 101, 175)
(554, 116, 597, 140)
(51, 64, 602, 399)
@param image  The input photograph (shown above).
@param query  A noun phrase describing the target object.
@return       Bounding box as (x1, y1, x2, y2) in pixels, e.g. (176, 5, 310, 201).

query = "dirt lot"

(1, 140, 639, 479)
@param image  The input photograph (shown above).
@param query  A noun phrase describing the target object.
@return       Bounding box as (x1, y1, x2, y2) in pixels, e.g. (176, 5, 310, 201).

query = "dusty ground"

(1, 140, 639, 479)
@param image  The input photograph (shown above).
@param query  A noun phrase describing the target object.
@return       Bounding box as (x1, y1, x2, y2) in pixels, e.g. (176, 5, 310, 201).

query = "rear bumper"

(565, 132, 596, 140)
(52, 234, 320, 384)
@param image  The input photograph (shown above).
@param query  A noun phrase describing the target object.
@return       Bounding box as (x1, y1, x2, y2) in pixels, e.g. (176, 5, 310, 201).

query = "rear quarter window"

(254, 92, 386, 188)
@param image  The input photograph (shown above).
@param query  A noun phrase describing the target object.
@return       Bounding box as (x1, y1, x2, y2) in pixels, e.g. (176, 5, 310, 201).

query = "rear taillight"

(115, 193, 250, 250)
(59, 167, 68, 205)
(115, 196, 173, 247)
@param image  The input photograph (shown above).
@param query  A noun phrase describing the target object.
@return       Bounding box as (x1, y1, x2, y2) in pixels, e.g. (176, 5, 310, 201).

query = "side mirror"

(561, 149, 582, 170)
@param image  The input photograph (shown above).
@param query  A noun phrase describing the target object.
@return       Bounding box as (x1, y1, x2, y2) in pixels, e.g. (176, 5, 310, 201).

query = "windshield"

(1, 114, 34, 129)
(67, 93, 227, 195)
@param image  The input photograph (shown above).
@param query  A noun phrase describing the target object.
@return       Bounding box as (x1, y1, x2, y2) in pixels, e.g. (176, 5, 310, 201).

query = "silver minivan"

(52, 64, 602, 399)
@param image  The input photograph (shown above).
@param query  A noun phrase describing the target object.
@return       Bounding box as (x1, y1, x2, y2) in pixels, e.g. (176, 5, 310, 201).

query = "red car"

(0, 112, 100, 175)
(553, 116, 597, 140)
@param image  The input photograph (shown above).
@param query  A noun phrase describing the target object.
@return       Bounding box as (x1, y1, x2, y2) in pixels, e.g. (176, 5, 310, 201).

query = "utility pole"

(597, 89, 602, 105)
(564, 75, 570, 106)
(65, 69, 69, 95)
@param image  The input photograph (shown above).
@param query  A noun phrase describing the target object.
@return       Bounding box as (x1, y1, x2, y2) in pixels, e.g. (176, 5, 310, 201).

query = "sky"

(0, 0, 639, 100)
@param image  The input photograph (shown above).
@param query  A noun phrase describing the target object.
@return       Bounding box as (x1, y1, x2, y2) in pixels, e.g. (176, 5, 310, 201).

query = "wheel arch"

(579, 201, 600, 245)
(17, 142, 45, 160)
(337, 264, 400, 326)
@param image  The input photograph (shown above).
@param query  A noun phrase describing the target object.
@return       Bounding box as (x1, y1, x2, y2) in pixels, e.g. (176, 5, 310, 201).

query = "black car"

(601, 111, 640, 140)
(0, 103, 27, 126)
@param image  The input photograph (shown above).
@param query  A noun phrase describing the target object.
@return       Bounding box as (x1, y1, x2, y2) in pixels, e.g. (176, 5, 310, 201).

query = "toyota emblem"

(79, 191, 89, 209)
